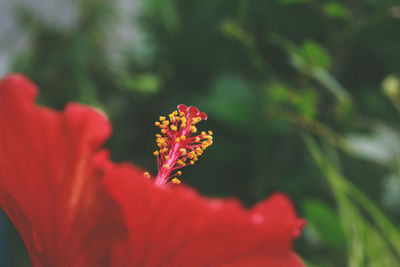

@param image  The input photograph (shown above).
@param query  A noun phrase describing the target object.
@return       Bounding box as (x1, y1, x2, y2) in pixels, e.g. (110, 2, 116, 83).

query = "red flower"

(0, 74, 305, 267)
(104, 104, 305, 267)
(0, 74, 126, 266)
(104, 165, 305, 266)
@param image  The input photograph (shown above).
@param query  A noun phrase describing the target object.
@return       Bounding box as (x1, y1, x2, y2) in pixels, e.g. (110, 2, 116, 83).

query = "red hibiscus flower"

(0, 74, 126, 266)
(105, 165, 305, 267)
(0, 74, 305, 267)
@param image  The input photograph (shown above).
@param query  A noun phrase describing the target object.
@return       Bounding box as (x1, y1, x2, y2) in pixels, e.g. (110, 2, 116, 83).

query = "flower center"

(152, 104, 213, 185)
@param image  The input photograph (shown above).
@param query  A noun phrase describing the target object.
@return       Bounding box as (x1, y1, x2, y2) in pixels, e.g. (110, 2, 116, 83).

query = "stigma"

(152, 104, 213, 185)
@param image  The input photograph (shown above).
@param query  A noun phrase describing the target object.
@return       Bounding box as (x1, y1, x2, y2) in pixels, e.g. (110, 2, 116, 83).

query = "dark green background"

(2, 0, 400, 266)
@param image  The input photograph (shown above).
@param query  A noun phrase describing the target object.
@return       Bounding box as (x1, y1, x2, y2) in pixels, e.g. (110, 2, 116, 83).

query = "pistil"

(152, 104, 213, 185)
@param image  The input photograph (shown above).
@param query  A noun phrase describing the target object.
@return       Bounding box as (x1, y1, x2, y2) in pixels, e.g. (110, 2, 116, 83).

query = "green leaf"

(300, 40, 331, 70)
(143, 0, 181, 32)
(323, 2, 349, 19)
(118, 73, 160, 95)
(269, 34, 351, 105)
(292, 89, 317, 121)
(267, 84, 289, 103)
(303, 134, 400, 265)
(201, 74, 257, 127)
(303, 199, 346, 248)
(219, 20, 252, 45)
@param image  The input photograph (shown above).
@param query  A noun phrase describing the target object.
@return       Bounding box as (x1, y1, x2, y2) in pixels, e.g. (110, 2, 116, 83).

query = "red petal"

(0, 74, 126, 267)
(104, 165, 305, 267)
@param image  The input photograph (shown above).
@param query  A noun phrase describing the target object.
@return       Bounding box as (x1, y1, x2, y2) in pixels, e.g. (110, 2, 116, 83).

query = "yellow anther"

(177, 171, 182, 176)
(155, 121, 160, 126)
(189, 126, 197, 133)
(180, 136, 186, 141)
(165, 155, 169, 160)
(161, 129, 166, 134)
(173, 110, 178, 116)
(201, 131, 206, 136)
(195, 137, 201, 142)
(163, 164, 170, 170)
(171, 177, 181, 184)
(202, 145, 207, 150)
(163, 121, 170, 126)
(180, 112, 185, 116)
(190, 160, 194, 165)
(153, 151, 159, 156)
(180, 148, 187, 155)
(143, 172, 151, 179)
(171, 125, 177, 131)
(193, 117, 202, 124)
(159, 116, 166, 121)
(178, 160, 186, 166)
(208, 131, 213, 135)
(156, 134, 161, 138)
(175, 138, 180, 143)
(181, 117, 187, 127)
(163, 148, 168, 152)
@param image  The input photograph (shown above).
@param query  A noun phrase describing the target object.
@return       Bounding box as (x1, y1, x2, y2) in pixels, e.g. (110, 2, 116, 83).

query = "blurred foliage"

(2, 0, 400, 266)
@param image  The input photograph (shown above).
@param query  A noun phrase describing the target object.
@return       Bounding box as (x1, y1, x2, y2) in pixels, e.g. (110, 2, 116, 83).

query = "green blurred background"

(1, 0, 400, 266)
